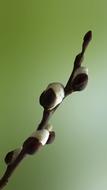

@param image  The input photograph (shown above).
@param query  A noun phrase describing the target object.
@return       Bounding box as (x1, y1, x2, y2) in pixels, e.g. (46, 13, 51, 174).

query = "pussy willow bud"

(23, 128, 50, 155)
(82, 30, 92, 52)
(23, 137, 42, 155)
(39, 83, 65, 110)
(72, 66, 88, 91)
(32, 129, 50, 145)
(4, 148, 22, 165)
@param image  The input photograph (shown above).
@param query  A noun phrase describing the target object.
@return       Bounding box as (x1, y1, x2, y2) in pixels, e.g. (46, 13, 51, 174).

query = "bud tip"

(84, 30, 92, 43)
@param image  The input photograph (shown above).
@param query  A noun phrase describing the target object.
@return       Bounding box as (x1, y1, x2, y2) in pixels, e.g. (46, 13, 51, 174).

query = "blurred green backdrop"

(0, 0, 107, 190)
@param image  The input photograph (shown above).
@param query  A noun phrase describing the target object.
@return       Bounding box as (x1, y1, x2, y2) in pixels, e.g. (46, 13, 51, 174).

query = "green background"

(0, 0, 107, 190)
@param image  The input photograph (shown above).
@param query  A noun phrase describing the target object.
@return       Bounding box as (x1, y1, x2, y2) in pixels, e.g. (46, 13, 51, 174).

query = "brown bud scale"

(23, 137, 42, 155)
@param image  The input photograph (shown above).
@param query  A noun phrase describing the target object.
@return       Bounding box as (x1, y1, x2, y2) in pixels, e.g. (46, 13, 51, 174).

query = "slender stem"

(38, 109, 53, 130)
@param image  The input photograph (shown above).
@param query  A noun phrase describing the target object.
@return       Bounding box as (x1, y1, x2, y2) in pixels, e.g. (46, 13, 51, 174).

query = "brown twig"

(0, 31, 92, 189)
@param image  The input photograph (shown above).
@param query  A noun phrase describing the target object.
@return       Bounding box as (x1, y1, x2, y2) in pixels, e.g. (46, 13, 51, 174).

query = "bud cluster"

(0, 31, 92, 190)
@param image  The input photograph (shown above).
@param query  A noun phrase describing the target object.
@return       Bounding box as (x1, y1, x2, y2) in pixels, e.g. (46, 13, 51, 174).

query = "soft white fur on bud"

(31, 129, 50, 146)
(47, 83, 65, 109)
(72, 67, 88, 80)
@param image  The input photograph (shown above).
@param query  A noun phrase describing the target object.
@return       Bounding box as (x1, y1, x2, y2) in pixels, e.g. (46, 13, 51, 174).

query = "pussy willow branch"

(0, 31, 92, 189)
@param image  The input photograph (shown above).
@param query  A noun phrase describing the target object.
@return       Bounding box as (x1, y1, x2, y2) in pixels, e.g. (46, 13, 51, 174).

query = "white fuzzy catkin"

(31, 129, 50, 146)
(47, 83, 65, 109)
(72, 67, 88, 81)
